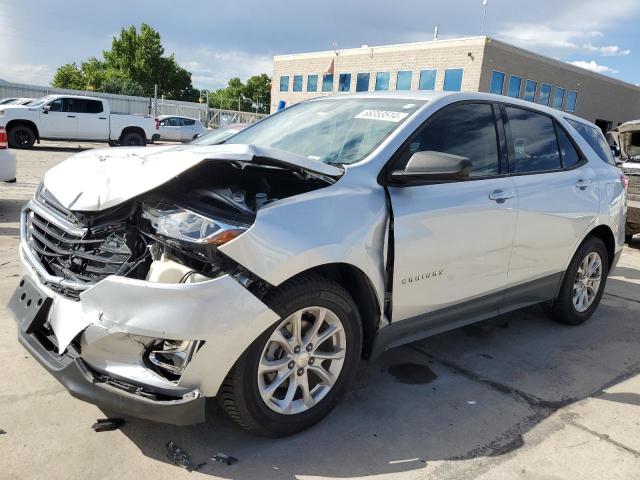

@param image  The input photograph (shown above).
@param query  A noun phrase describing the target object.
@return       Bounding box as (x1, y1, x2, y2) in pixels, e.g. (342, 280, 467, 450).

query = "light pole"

(481, 0, 488, 36)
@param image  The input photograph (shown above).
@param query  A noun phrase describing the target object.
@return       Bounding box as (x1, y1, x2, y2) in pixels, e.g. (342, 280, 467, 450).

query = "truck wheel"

(218, 274, 362, 437)
(8, 125, 36, 149)
(551, 237, 609, 325)
(120, 132, 145, 147)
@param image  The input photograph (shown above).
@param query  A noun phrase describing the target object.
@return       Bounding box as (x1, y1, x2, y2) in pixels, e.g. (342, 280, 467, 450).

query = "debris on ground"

(467, 400, 477, 405)
(212, 452, 238, 465)
(166, 441, 206, 471)
(0, 429, 6, 435)
(91, 418, 126, 432)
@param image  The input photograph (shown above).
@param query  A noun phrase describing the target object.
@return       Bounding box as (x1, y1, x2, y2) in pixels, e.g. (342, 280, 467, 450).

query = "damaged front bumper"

(11, 221, 279, 424)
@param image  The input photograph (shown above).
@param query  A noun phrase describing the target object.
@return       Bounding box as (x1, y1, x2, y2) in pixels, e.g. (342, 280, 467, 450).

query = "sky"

(1, 0, 639, 90)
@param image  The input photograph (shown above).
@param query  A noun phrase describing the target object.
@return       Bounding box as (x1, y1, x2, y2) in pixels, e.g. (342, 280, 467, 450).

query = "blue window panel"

(443, 68, 463, 91)
(322, 74, 334, 93)
(538, 83, 552, 106)
(338, 73, 351, 92)
(356, 73, 370, 92)
(552, 87, 565, 109)
(508, 75, 522, 98)
(307, 75, 318, 92)
(418, 69, 437, 90)
(293, 75, 303, 92)
(490, 71, 505, 95)
(279, 76, 289, 92)
(566, 90, 578, 112)
(396, 70, 412, 90)
(375, 72, 390, 91)
(523, 80, 537, 101)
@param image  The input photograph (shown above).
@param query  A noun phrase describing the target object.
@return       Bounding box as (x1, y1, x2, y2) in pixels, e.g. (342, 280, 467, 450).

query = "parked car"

(189, 123, 248, 145)
(609, 120, 640, 242)
(0, 94, 157, 149)
(10, 92, 626, 437)
(0, 97, 19, 105)
(155, 115, 206, 142)
(0, 126, 16, 182)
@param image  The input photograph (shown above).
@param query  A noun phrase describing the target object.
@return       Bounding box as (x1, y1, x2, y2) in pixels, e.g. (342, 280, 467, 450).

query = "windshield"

(227, 98, 425, 165)
(190, 126, 244, 145)
(28, 95, 55, 107)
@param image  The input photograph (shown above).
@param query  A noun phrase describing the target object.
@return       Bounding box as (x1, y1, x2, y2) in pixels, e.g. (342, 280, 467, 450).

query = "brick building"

(271, 36, 640, 132)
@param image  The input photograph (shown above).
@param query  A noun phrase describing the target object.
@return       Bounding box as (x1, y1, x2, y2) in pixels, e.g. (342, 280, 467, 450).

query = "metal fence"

(0, 80, 267, 127)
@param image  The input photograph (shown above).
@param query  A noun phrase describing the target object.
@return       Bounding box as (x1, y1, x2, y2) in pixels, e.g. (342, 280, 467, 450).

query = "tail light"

(0, 127, 7, 149)
(621, 174, 629, 190)
(155, 118, 160, 130)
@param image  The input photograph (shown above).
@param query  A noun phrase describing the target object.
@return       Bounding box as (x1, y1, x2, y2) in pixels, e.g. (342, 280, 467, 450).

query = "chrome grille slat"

(22, 199, 136, 300)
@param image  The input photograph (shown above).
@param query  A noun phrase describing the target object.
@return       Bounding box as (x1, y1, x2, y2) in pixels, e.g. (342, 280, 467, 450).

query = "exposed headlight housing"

(141, 199, 248, 246)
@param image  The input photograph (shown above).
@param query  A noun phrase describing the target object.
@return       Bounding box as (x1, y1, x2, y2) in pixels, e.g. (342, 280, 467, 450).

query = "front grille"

(24, 198, 141, 299)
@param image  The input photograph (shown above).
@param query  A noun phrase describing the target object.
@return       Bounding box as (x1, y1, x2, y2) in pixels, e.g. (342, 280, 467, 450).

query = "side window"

(404, 103, 500, 178)
(555, 124, 581, 168)
(62, 98, 74, 112)
(505, 106, 561, 173)
(69, 99, 87, 113)
(48, 99, 63, 112)
(566, 118, 615, 166)
(181, 118, 196, 126)
(165, 117, 179, 127)
(86, 100, 103, 114)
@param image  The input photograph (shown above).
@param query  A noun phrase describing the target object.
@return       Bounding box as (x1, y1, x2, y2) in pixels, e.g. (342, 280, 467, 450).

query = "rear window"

(566, 119, 615, 166)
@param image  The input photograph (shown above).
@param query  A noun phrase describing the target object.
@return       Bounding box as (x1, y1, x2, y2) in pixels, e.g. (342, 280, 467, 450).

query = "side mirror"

(42, 105, 51, 114)
(390, 151, 472, 185)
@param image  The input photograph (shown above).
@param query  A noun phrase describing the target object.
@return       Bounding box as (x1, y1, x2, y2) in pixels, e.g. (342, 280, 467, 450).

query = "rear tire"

(8, 125, 35, 149)
(120, 131, 145, 147)
(218, 274, 362, 437)
(551, 237, 609, 325)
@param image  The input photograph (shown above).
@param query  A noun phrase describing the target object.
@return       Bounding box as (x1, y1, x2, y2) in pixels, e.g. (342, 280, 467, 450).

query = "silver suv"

(10, 92, 627, 437)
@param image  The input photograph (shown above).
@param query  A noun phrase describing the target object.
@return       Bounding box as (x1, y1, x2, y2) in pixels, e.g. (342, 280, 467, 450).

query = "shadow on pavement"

(118, 275, 640, 478)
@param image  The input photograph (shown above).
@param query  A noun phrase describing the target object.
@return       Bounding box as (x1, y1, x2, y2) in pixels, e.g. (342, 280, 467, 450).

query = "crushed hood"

(43, 143, 344, 211)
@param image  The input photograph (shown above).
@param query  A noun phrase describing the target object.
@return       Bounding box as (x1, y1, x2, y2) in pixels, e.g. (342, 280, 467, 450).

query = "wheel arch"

(119, 126, 147, 144)
(276, 262, 382, 359)
(6, 119, 40, 140)
(585, 224, 616, 269)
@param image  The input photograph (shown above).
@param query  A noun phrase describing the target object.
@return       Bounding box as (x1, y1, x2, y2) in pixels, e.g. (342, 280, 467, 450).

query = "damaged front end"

(11, 152, 336, 425)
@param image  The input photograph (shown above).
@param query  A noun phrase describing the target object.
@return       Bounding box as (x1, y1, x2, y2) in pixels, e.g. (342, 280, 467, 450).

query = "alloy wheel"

(573, 251, 602, 313)
(257, 306, 346, 415)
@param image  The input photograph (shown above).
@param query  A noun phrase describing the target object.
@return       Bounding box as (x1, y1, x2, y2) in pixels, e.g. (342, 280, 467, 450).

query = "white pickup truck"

(0, 94, 158, 149)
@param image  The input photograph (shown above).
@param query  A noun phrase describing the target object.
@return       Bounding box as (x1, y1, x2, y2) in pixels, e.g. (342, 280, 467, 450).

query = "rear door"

(74, 99, 109, 140)
(388, 102, 518, 322)
(39, 98, 77, 138)
(503, 105, 600, 287)
(179, 118, 197, 141)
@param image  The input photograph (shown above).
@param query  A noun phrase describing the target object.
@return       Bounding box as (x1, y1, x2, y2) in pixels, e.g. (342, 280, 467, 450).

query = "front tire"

(551, 237, 609, 325)
(8, 125, 35, 149)
(218, 274, 362, 437)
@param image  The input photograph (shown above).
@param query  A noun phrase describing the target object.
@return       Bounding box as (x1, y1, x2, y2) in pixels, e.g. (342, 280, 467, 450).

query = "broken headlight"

(148, 339, 202, 377)
(141, 200, 248, 246)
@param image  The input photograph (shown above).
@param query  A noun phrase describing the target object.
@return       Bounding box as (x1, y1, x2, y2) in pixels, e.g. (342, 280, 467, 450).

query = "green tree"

(208, 75, 271, 113)
(52, 23, 198, 101)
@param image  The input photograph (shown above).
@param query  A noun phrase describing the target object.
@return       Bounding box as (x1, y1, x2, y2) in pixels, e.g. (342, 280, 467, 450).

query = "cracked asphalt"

(1, 142, 639, 479)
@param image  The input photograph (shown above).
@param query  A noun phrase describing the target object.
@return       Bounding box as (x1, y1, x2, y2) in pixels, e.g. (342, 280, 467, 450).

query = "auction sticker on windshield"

(355, 110, 409, 122)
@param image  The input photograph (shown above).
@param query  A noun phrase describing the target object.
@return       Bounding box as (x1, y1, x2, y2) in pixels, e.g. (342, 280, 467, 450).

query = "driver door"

(388, 101, 518, 322)
(39, 98, 78, 138)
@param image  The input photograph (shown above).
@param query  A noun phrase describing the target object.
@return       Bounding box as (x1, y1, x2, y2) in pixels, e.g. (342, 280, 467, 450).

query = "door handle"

(67, 115, 76, 118)
(576, 179, 592, 190)
(489, 190, 515, 203)
(98, 117, 107, 120)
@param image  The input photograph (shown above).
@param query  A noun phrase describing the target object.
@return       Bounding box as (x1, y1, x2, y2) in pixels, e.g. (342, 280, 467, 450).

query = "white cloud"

(568, 60, 618, 74)
(497, 24, 586, 49)
(173, 47, 273, 90)
(583, 43, 631, 56)
(0, 63, 55, 86)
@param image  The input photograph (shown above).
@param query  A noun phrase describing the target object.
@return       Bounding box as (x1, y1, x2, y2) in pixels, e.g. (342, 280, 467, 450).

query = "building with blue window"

(272, 36, 640, 131)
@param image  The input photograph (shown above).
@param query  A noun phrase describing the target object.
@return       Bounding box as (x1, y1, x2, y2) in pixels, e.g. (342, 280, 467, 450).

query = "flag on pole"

(325, 57, 335, 75)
